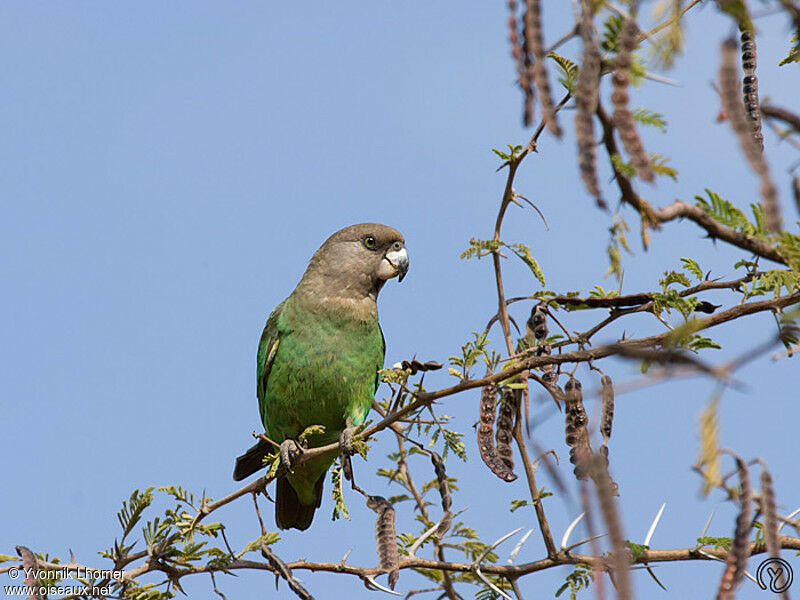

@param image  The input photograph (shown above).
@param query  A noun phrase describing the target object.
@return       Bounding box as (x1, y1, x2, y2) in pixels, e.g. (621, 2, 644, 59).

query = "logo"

(756, 558, 793, 594)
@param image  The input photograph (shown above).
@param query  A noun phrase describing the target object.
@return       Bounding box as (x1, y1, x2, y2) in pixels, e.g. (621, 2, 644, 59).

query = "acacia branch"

(14, 535, 800, 591)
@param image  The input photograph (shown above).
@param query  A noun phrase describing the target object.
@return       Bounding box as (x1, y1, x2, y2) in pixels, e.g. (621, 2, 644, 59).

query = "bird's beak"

(380, 246, 409, 282)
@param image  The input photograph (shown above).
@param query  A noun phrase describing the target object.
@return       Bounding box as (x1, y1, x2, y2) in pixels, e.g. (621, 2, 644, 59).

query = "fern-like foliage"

(632, 107, 667, 132)
(548, 51, 578, 92)
(695, 189, 768, 238)
(780, 32, 800, 66)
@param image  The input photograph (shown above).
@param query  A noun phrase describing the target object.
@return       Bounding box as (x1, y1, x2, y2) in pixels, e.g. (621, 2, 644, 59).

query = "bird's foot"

(279, 439, 302, 473)
(339, 427, 357, 457)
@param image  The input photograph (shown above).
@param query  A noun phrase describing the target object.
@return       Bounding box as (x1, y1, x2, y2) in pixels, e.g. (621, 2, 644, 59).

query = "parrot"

(233, 223, 409, 531)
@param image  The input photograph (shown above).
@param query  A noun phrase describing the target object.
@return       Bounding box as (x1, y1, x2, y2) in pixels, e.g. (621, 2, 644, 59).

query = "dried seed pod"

(512, 0, 535, 126)
(536, 342, 557, 383)
(760, 467, 780, 561)
(612, 16, 653, 182)
(508, 0, 522, 65)
(564, 376, 592, 480)
(478, 379, 517, 482)
(600, 374, 614, 443)
(591, 454, 630, 600)
(575, 0, 605, 209)
(716, 456, 753, 600)
(366, 495, 400, 589)
(793, 175, 800, 217)
(526, 304, 549, 340)
(430, 451, 453, 536)
(495, 386, 520, 474)
(523, 0, 561, 135)
(739, 28, 764, 151)
(400, 359, 443, 374)
(720, 38, 781, 233)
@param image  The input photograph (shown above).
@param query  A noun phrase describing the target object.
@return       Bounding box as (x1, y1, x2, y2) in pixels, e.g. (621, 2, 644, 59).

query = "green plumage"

(258, 295, 384, 505)
(233, 223, 408, 531)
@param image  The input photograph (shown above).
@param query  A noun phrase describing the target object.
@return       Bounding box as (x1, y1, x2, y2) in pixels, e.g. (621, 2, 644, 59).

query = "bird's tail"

(233, 438, 272, 481)
(275, 475, 324, 531)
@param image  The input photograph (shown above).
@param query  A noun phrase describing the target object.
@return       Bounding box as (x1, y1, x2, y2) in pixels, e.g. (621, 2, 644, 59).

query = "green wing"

(375, 323, 385, 393)
(257, 302, 284, 407)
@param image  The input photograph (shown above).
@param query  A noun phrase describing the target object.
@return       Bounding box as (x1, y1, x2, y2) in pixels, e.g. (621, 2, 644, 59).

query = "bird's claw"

(339, 427, 357, 457)
(279, 439, 302, 472)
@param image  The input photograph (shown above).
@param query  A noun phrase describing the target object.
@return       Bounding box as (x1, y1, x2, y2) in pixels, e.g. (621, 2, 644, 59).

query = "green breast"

(261, 297, 384, 447)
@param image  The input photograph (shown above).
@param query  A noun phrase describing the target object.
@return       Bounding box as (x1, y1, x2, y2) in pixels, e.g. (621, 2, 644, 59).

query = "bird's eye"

(363, 235, 377, 249)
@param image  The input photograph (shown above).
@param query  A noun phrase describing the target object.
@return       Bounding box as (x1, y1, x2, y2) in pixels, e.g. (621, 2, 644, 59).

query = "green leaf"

(601, 13, 624, 52)
(652, 289, 699, 317)
(779, 32, 800, 67)
(118, 487, 155, 539)
(660, 270, 691, 289)
(697, 536, 732, 551)
(298, 424, 326, 444)
(610, 153, 637, 179)
(695, 189, 761, 237)
(507, 243, 546, 285)
(461, 238, 501, 261)
(632, 107, 667, 132)
(509, 499, 532, 512)
(491, 144, 523, 163)
(688, 335, 722, 351)
(680, 258, 703, 281)
(548, 52, 578, 92)
(239, 532, 280, 556)
(625, 540, 649, 561)
(649, 153, 678, 180)
(331, 459, 349, 521)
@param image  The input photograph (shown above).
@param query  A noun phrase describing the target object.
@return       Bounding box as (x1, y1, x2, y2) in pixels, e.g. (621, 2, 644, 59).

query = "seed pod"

(612, 16, 653, 182)
(400, 359, 443, 374)
(537, 342, 557, 383)
(591, 454, 630, 600)
(430, 451, 453, 537)
(600, 374, 614, 443)
(507, 0, 522, 65)
(792, 175, 800, 217)
(564, 376, 592, 480)
(716, 456, 752, 600)
(513, 0, 535, 126)
(495, 386, 520, 473)
(719, 38, 781, 233)
(523, 0, 561, 135)
(527, 304, 549, 340)
(575, 0, 605, 209)
(478, 379, 517, 482)
(739, 28, 764, 151)
(760, 467, 780, 561)
(366, 495, 400, 589)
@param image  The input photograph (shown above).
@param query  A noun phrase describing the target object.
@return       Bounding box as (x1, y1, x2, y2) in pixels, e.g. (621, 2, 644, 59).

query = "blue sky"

(2, 2, 799, 599)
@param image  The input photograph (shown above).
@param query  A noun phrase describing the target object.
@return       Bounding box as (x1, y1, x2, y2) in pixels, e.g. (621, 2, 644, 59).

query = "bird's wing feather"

(375, 323, 386, 393)
(257, 301, 284, 404)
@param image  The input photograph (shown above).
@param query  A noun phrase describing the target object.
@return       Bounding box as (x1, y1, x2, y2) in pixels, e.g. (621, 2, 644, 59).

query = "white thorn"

(778, 506, 800, 533)
(644, 503, 666, 547)
(561, 512, 586, 550)
(474, 567, 514, 600)
(697, 549, 724, 562)
(699, 508, 716, 540)
(507, 529, 534, 564)
(407, 523, 439, 558)
(695, 547, 755, 582)
(476, 527, 524, 564)
(643, 72, 683, 87)
(566, 533, 607, 552)
(364, 575, 401, 596)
